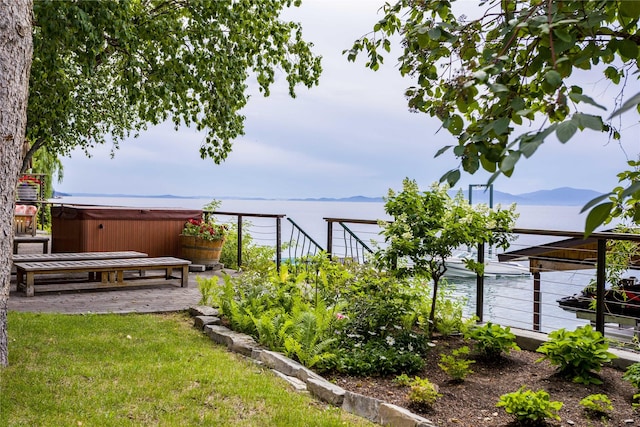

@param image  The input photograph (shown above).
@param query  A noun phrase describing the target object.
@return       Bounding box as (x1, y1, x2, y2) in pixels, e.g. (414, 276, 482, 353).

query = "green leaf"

(473, 70, 487, 82)
(618, 39, 639, 60)
(500, 151, 520, 173)
(492, 117, 510, 135)
(519, 138, 543, 158)
(608, 92, 640, 119)
(574, 113, 603, 131)
(620, 0, 640, 19)
(440, 168, 461, 187)
(580, 193, 612, 213)
(417, 32, 430, 48)
(555, 120, 578, 143)
(488, 83, 509, 93)
(435, 145, 452, 157)
(567, 93, 606, 110)
(545, 70, 562, 88)
(445, 115, 464, 135)
(621, 181, 640, 198)
(428, 27, 441, 40)
(584, 202, 613, 237)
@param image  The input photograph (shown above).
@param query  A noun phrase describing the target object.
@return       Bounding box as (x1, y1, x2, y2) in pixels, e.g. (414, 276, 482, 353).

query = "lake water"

(52, 196, 618, 336)
(53, 195, 591, 246)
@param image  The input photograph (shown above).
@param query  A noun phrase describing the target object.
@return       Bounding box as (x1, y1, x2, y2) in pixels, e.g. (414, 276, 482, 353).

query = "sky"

(56, 0, 638, 199)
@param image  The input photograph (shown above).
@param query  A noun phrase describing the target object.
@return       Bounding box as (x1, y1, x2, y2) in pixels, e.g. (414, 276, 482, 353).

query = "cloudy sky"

(56, 0, 637, 199)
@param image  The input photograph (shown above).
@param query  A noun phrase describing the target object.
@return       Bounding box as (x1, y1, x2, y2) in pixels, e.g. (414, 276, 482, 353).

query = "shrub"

(622, 362, 640, 405)
(333, 336, 427, 377)
(579, 394, 613, 418)
(496, 386, 563, 424)
(464, 322, 520, 358)
(438, 346, 474, 382)
(536, 325, 618, 385)
(623, 362, 640, 389)
(407, 377, 441, 411)
(392, 374, 412, 387)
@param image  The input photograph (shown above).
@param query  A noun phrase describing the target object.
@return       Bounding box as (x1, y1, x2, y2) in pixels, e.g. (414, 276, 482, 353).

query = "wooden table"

(13, 236, 49, 254)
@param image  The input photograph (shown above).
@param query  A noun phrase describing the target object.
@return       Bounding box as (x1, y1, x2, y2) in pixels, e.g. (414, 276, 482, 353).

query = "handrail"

(287, 218, 324, 251)
(323, 217, 640, 337)
(338, 221, 373, 263)
(206, 210, 285, 271)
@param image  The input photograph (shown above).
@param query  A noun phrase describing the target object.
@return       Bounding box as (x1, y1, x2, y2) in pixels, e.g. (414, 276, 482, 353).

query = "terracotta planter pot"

(179, 234, 225, 266)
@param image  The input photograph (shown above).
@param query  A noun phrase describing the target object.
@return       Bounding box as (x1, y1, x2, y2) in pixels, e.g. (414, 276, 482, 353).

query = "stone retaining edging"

(189, 305, 437, 427)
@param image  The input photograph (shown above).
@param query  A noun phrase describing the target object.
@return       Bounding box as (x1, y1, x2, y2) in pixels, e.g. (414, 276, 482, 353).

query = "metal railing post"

(476, 242, 484, 322)
(276, 217, 281, 272)
(237, 215, 243, 270)
(327, 220, 333, 258)
(533, 272, 541, 331)
(596, 238, 607, 334)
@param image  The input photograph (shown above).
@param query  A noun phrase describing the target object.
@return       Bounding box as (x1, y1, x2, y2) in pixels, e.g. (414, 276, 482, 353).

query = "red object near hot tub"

(52, 205, 202, 257)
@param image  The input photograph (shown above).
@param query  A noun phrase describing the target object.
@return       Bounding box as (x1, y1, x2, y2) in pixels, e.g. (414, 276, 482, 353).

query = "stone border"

(190, 306, 640, 427)
(189, 305, 437, 427)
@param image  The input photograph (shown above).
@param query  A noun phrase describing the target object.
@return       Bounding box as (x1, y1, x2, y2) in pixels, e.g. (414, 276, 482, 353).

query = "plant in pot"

(180, 200, 228, 267)
(16, 174, 41, 202)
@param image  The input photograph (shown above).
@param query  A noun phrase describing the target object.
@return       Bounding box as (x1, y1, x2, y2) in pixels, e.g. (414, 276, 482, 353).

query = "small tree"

(376, 179, 517, 334)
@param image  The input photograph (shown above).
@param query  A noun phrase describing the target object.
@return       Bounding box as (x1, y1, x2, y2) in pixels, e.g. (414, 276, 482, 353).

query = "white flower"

(386, 336, 396, 346)
(408, 343, 414, 352)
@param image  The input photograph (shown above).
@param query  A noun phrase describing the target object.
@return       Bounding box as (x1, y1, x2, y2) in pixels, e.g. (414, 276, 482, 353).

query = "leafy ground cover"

(330, 334, 639, 427)
(0, 312, 372, 427)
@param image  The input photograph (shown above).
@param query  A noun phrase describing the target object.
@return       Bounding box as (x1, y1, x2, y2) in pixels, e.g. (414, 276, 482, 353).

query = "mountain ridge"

(53, 187, 604, 206)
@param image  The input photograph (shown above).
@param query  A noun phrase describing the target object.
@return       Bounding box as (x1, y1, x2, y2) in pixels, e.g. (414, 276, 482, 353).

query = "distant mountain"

(295, 195, 383, 203)
(458, 187, 603, 206)
(53, 187, 602, 206)
(511, 187, 604, 205)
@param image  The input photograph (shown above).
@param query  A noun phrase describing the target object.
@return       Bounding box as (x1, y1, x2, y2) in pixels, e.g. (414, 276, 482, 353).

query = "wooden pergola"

(496, 228, 640, 333)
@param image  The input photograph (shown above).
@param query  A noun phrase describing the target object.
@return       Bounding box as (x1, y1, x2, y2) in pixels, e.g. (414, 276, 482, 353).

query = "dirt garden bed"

(329, 335, 639, 427)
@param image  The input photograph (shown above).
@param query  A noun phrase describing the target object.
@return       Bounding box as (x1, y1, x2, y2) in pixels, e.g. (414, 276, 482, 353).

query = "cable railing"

(205, 210, 285, 271)
(286, 217, 324, 258)
(324, 218, 383, 263)
(323, 218, 640, 348)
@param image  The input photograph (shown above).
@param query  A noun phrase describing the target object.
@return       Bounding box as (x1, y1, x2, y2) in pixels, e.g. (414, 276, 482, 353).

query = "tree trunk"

(0, 0, 33, 367)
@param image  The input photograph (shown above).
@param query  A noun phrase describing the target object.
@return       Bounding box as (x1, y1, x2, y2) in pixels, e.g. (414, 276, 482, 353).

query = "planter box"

(179, 234, 224, 267)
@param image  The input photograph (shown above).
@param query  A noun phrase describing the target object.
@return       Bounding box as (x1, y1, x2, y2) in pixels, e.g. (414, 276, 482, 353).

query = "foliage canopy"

(26, 0, 321, 168)
(348, 0, 640, 235)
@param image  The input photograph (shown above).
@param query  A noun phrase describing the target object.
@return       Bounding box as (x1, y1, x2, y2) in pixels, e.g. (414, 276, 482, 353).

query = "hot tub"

(52, 205, 202, 257)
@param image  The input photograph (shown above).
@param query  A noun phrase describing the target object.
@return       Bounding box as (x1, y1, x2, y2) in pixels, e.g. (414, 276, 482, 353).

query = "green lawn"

(1, 312, 372, 427)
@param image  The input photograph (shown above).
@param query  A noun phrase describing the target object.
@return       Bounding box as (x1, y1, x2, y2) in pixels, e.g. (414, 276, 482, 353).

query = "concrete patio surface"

(8, 235, 236, 314)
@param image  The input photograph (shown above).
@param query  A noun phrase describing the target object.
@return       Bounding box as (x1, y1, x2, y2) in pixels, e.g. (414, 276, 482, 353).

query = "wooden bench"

(13, 251, 148, 264)
(11, 251, 148, 276)
(13, 236, 49, 254)
(15, 257, 191, 297)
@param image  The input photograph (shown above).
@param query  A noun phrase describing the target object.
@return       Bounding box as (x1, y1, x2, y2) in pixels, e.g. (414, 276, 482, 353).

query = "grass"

(1, 311, 372, 427)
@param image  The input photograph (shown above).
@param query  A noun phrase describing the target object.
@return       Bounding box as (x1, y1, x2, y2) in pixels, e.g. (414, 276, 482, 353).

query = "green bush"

(464, 322, 520, 358)
(536, 325, 618, 385)
(407, 377, 441, 411)
(219, 222, 278, 272)
(579, 394, 613, 418)
(623, 362, 640, 389)
(496, 386, 563, 424)
(392, 373, 412, 387)
(438, 346, 474, 382)
(622, 362, 640, 406)
(333, 335, 427, 376)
